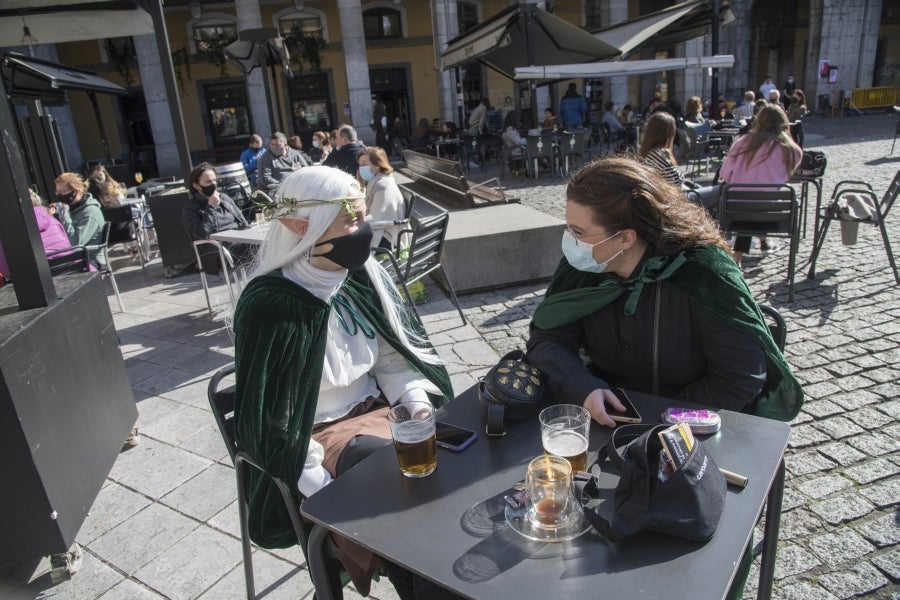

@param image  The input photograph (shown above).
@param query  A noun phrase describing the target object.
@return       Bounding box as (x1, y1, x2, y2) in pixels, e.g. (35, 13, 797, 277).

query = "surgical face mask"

(270, 145, 285, 157)
(312, 140, 320, 149)
(199, 183, 216, 197)
(358, 165, 374, 182)
(561, 229, 623, 273)
(313, 221, 374, 270)
(56, 191, 76, 205)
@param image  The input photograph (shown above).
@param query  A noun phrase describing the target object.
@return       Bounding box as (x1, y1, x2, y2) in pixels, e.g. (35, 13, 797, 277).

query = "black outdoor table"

(300, 386, 790, 600)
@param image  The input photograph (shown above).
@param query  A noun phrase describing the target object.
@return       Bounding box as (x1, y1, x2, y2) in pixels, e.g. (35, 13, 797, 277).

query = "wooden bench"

(400, 149, 514, 210)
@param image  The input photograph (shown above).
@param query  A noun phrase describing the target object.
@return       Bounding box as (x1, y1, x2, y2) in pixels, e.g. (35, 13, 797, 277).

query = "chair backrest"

(47, 246, 91, 276)
(759, 304, 786, 352)
(102, 205, 137, 246)
(401, 212, 451, 283)
(207, 363, 238, 462)
(719, 184, 797, 235)
(880, 170, 900, 217)
(525, 134, 553, 159)
(560, 131, 585, 156)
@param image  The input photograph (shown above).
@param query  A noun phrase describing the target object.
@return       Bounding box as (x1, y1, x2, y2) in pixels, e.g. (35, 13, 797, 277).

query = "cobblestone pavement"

(441, 111, 900, 599)
(1, 112, 896, 600)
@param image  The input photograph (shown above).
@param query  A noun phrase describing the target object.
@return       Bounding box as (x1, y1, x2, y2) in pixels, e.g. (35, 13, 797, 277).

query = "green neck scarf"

(532, 252, 687, 328)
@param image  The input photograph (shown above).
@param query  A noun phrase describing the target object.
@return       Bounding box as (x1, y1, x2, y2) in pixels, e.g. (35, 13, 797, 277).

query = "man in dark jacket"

(322, 125, 365, 175)
(182, 162, 252, 274)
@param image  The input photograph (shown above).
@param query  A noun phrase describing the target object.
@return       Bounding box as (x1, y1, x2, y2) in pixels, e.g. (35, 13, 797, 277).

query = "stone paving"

(1, 111, 898, 600)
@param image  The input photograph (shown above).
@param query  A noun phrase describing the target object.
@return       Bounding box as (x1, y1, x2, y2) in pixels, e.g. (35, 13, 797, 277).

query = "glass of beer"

(525, 455, 577, 530)
(387, 401, 437, 478)
(539, 404, 590, 473)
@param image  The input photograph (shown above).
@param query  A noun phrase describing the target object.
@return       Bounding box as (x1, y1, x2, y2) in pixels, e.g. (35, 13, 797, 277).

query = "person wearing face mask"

(358, 147, 404, 250)
(233, 166, 454, 600)
(240, 134, 265, 185)
(182, 162, 251, 274)
(256, 131, 309, 193)
(55, 172, 107, 269)
(308, 130, 331, 164)
(525, 157, 802, 429)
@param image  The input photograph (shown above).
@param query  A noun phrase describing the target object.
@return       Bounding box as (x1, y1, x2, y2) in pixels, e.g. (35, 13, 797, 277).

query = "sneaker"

(468, 161, 480, 169)
(760, 241, 779, 253)
(124, 427, 140, 448)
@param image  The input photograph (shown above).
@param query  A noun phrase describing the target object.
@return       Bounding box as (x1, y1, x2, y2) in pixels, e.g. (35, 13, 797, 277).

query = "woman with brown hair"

(87, 164, 126, 208)
(526, 156, 802, 429)
(786, 89, 808, 121)
(409, 118, 432, 151)
(309, 130, 332, 163)
(636, 112, 683, 188)
(357, 146, 405, 250)
(720, 104, 802, 265)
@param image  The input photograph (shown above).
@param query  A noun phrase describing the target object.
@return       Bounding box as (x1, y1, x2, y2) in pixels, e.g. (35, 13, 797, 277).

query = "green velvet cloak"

(233, 269, 453, 548)
(531, 245, 803, 422)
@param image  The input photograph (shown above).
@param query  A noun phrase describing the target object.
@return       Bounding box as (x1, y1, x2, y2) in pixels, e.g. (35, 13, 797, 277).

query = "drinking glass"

(539, 404, 590, 473)
(387, 401, 437, 478)
(525, 455, 577, 530)
(134, 171, 143, 184)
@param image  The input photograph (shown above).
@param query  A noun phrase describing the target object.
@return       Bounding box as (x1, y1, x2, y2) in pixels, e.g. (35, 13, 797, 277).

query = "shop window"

(203, 82, 251, 146)
(584, 0, 604, 30)
(287, 74, 333, 137)
(193, 22, 238, 54)
(280, 15, 324, 38)
(363, 7, 402, 39)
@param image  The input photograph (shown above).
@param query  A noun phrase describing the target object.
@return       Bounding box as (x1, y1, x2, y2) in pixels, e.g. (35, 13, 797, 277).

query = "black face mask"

(313, 221, 373, 270)
(56, 191, 76, 205)
(199, 183, 216, 197)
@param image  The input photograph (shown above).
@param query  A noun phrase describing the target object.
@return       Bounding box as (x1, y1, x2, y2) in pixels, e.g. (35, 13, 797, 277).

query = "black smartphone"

(435, 421, 478, 451)
(607, 388, 643, 423)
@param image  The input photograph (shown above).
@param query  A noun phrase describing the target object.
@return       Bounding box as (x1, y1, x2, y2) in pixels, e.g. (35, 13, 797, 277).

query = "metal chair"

(102, 204, 150, 267)
(207, 364, 343, 600)
(86, 222, 125, 312)
(891, 105, 899, 155)
(192, 239, 244, 316)
(807, 171, 899, 284)
(559, 130, 587, 176)
(46, 245, 91, 276)
(375, 212, 466, 325)
(759, 304, 786, 352)
(525, 133, 556, 179)
(718, 183, 800, 301)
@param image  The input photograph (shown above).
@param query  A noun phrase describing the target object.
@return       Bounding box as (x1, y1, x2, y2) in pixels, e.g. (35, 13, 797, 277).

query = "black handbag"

(478, 350, 544, 437)
(583, 424, 727, 542)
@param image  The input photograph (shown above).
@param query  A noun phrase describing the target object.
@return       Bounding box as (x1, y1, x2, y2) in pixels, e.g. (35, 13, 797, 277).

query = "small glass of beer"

(539, 404, 590, 474)
(387, 401, 437, 478)
(525, 455, 577, 530)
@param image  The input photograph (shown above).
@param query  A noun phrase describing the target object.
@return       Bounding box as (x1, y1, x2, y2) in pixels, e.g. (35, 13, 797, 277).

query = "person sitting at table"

(182, 162, 252, 274)
(308, 130, 332, 164)
(526, 156, 803, 430)
(256, 132, 310, 192)
(409, 118, 432, 152)
(615, 104, 634, 125)
(502, 110, 527, 158)
(0, 189, 89, 278)
(55, 172, 107, 269)
(240, 134, 265, 185)
(358, 146, 405, 250)
(323, 124, 366, 176)
(87, 164, 127, 208)
(684, 95, 716, 132)
(720, 104, 802, 267)
(232, 166, 455, 599)
(786, 89, 808, 122)
(731, 91, 756, 122)
(541, 107, 558, 130)
(288, 135, 313, 166)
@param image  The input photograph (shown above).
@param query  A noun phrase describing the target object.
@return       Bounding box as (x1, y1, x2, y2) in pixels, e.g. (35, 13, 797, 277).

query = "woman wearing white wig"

(233, 167, 454, 598)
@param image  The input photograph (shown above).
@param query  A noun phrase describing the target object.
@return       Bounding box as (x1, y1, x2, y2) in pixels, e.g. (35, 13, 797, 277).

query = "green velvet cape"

(531, 244, 803, 422)
(233, 269, 453, 548)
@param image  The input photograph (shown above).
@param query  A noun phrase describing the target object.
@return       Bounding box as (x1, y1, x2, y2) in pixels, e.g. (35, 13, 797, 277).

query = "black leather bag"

(478, 350, 544, 437)
(583, 424, 727, 542)
(797, 150, 827, 177)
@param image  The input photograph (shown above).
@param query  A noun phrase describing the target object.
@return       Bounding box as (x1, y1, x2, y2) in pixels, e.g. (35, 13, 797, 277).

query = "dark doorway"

(370, 67, 410, 150)
(120, 92, 158, 180)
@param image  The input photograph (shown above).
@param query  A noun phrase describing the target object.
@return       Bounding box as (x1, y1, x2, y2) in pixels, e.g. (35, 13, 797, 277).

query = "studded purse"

(478, 350, 545, 437)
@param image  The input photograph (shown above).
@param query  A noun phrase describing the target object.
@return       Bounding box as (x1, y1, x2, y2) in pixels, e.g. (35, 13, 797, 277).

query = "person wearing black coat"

(323, 125, 366, 175)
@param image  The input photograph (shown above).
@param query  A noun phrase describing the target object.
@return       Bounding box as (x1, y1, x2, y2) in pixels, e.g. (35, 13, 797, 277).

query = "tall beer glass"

(539, 404, 590, 473)
(387, 401, 437, 478)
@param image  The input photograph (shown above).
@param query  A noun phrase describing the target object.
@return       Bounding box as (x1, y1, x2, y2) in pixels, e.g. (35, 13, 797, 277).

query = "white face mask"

(561, 229, 623, 273)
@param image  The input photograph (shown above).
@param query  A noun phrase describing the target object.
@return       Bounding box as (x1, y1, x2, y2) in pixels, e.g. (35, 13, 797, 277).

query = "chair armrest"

(831, 180, 873, 200)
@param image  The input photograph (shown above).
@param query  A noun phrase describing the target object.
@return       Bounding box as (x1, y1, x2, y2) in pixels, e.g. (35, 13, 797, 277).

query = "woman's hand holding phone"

(583, 388, 625, 427)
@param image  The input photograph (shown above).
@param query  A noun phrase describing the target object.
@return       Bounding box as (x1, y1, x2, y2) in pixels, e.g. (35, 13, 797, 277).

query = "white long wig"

(241, 166, 441, 365)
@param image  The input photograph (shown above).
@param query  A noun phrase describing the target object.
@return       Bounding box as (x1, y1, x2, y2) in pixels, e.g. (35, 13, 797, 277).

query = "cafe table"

(209, 222, 270, 245)
(300, 386, 790, 600)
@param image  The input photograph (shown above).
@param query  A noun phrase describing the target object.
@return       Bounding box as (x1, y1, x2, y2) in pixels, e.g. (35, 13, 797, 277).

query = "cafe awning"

(0, 1, 152, 47)
(2, 52, 127, 104)
(440, 5, 620, 80)
(591, 0, 729, 59)
(515, 54, 735, 81)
